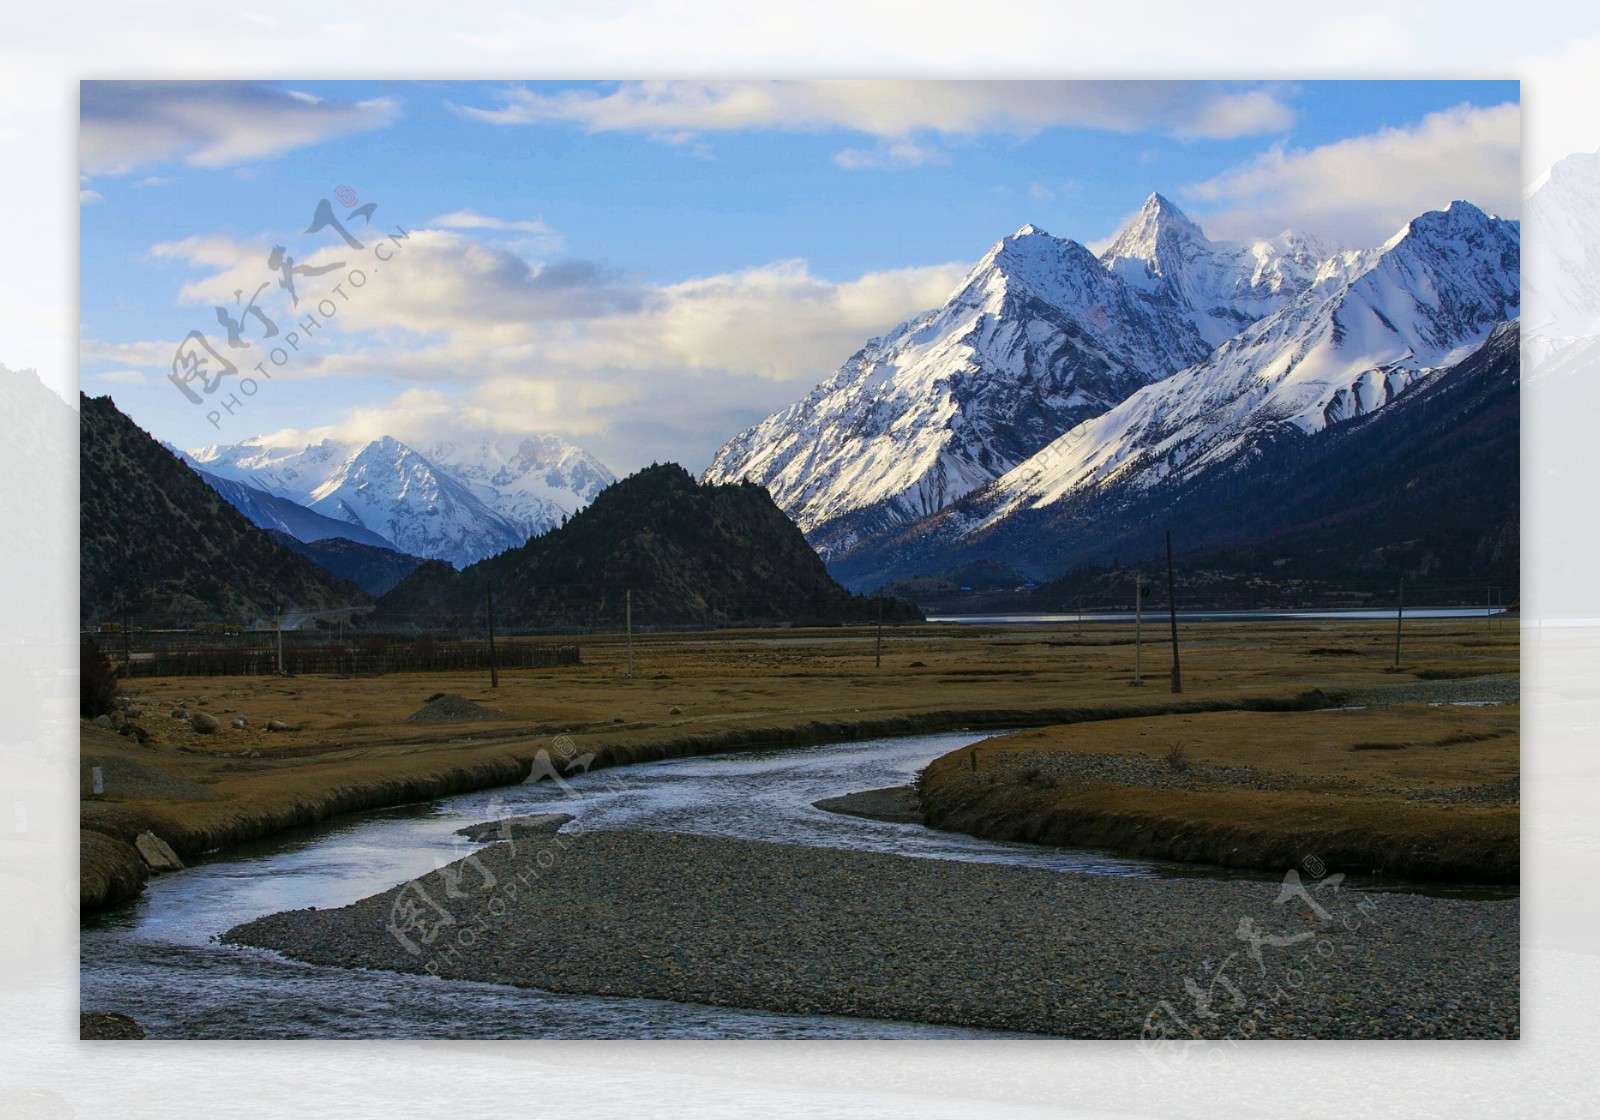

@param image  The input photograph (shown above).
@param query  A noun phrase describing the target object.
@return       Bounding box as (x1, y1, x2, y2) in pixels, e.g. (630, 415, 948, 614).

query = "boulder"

(80, 830, 148, 913)
(90, 714, 115, 729)
(264, 719, 291, 732)
(189, 712, 222, 735)
(134, 831, 184, 872)
(231, 717, 247, 729)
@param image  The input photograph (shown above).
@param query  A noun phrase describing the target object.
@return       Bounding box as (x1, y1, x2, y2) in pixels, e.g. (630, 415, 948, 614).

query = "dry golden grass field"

(80, 616, 1519, 906)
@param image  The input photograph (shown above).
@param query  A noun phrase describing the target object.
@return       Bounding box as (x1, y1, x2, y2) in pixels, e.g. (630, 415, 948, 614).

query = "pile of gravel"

(226, 829, 1518, 1039)
(402, 693, 511, 724)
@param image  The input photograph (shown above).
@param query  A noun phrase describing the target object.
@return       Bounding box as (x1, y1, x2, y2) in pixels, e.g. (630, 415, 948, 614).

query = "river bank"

(81, 618, 1519, 911)
(224, 829, 1519, 1039)
(918, 692, 1519, 883)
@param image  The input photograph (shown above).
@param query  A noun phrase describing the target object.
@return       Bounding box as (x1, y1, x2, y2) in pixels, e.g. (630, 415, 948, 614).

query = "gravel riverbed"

(225, 829, 1517, 1039)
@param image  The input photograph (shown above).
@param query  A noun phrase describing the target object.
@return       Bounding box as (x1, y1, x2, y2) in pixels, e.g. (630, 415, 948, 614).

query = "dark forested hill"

(374, 463, 921, 630)
(80, 395, 364, 625)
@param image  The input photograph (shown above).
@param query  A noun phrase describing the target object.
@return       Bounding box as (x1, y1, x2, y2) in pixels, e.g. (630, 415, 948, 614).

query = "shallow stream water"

(79, 728, 1497, 1038)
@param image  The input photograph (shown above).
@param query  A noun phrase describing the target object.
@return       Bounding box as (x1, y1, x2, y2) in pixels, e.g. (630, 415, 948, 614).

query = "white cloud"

(150, 233, 261, 271)
(426, 209, 564, 251)
(427, 210, 560, 237)
(96, 222, 971, 471)
(1183, 102, 1521, 247)
(545, 259, 968, 380)
(79, 188, 102, 205)
(79, 337, 181, 367)
(457, 80, 1294, 143)
(80, 81, 400, 175)
(833, 139, 948, 170)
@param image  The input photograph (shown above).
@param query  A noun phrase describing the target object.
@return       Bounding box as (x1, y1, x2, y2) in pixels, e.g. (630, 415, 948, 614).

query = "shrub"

(1164, 740, 1190, 772)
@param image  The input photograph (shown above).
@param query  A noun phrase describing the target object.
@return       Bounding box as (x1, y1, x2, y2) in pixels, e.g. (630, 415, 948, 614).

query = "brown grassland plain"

(80, 616, 1518, 908)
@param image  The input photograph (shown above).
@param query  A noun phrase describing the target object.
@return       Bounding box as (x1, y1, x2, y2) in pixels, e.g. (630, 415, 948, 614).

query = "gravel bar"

(225, 830, 1518, 1039)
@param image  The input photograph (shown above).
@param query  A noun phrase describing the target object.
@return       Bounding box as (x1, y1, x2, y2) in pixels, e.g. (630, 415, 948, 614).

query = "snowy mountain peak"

(706, 194, 1516, 577)
(704, 210, 1211, 550)
(957, 222, 1137, 317)
(980, 223, 1094, 273)
(184, 429, 615, 567)
(1382, 199, 1497, 251)
(1100, 192, 1326, 347)
(968, 202, 1520, 536)
(1101, 192, 1206, 265)
(302, 437, 525, 569)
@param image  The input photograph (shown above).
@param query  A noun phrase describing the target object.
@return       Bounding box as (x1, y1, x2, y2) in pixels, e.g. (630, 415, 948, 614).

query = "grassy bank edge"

(915, 736, 1518, 885)
(80, 687, 1339, 915)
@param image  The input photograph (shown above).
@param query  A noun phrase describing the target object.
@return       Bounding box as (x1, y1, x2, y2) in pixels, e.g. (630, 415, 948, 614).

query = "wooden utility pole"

(875, 599, 883, 669)
(624, 589, 635, 678)
(1132, 575, 1145, 686)
(1393, 579, 1404, 668)
(1165, 531, 1182, 694)
(486, 577, 499, 688)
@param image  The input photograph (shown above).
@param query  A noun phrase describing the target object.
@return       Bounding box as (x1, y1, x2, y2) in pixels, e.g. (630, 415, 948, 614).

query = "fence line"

(112, 637, 581, 678)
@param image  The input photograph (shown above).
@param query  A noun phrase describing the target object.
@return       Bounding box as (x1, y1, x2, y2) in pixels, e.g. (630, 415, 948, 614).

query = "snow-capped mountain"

(300, 436, 526, 568)
(823, 201, 1519, 589)
(186, 437, 358, 503)
(421, 434, 614, 540)
(972, 201, 1518, 523)
(185, 464, 402, 551)
(185, 431, 614, 568)
(703, 216, 1212, 555)
(1099, 192, 1336, 347)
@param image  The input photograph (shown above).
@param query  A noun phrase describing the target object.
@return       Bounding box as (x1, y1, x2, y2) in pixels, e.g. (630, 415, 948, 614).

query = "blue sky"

(79, 79, 1520, 472)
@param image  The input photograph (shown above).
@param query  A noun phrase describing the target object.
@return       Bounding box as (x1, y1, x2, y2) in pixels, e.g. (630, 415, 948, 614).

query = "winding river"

(79, 728, 1300, 1039)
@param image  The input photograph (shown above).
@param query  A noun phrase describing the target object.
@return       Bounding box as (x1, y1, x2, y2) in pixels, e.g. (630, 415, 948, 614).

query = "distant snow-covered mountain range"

(178, 433, 615, 569)
(705, 193, 1519, 589)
